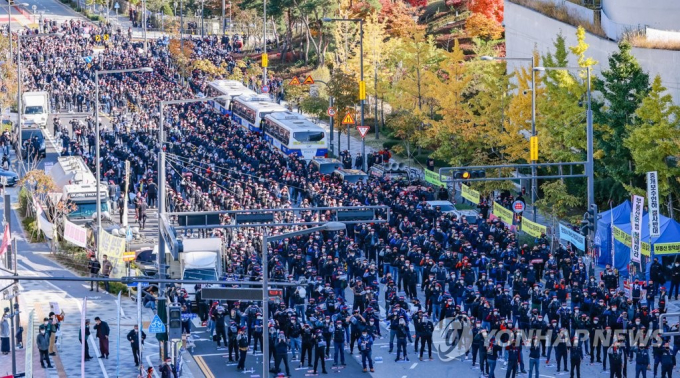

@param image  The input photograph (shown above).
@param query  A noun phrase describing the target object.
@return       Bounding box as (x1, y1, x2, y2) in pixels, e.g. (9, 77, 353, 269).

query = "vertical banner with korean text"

(647, 171, 661, 238)
(630, 195, 644, 263)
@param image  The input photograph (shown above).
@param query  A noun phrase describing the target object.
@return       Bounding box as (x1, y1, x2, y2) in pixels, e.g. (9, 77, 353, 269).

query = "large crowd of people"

(14, 20, 680, 378)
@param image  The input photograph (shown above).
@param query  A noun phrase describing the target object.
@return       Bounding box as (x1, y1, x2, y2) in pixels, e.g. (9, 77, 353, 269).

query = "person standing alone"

(101, 255, 113, 293)
(127, 324, 146, 366)
(88, 255, 101, 292)
(94, 316, 110, 358)
(37, 325, 53, 368)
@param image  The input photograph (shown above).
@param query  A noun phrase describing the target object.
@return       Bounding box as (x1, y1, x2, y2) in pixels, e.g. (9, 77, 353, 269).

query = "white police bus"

(205, 80, 257, 115)
(231, 94, 287, 133)
(262, 111, 328, 160)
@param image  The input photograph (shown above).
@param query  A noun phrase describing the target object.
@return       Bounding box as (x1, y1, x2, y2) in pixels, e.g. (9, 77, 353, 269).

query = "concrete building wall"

(505, 1, 680, 102)
(602, 0, 680, 32)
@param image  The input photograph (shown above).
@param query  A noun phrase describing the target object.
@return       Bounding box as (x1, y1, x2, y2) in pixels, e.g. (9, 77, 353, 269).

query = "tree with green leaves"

(593, 40, 650, 198)
(624, 75, 680, 211)
(539, 30, 595, 164)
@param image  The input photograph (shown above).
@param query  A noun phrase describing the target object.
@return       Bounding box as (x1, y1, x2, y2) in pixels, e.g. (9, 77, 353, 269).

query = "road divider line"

(195, 355, 216, 378)
(146, 355, 160, 378)
(410, 363, 417, 369)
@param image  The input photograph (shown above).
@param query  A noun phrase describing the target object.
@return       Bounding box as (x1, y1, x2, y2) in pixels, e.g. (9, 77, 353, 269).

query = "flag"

(83, 56, 93, 64)
(0, 224, 9, 256)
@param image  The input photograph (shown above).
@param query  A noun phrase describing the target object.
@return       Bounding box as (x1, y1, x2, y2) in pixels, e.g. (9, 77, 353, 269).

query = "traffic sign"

(303, 75, 315, 85)
(103, 34, 109, 41)
(126, 281, 149, 288)
(114, 2, 120, 9)
(126, 227, 133, 241)
(530, 136, 538, 161)
(327, 107, 336, 117)
(289, 77, 301, 86)
(357, 125, 370, 139)
(95, 35, 101, 42)
(512, 200, 525, 214)
(261, 85, 269, 93)
(148, 314, 166, 333)
(341, 113, 355, 125)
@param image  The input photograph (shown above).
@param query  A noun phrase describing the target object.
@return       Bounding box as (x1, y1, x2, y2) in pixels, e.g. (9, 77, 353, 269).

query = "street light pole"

(142, 0, 147, 53)
(263, 0, 267, 86)
(180, 0, 184, 50)
(261, 222, 346, 378)
(95, 67, 152, 260)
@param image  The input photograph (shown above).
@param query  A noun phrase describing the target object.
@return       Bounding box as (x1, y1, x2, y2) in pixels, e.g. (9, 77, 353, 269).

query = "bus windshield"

(294, 131, 324, 142)
(25, 106, 44, 115)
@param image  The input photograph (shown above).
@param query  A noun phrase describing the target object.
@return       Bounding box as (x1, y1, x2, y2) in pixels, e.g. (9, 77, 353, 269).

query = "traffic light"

(168, 305, 182, 340)
(453, 170, 486, 180)
(580, 204, 598, 236)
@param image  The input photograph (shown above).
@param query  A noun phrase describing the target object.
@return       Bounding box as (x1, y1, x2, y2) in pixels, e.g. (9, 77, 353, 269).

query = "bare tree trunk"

(304, 20, 310, 65)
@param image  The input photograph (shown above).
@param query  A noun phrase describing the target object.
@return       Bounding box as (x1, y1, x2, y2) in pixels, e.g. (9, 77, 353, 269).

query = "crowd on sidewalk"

(12, 19, 680, 378)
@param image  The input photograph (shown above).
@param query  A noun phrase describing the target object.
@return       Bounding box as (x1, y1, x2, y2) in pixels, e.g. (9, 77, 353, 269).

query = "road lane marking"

(410, 362, 418, 369)
(146, 355, 160, 378)
(195, 355, 216, 378)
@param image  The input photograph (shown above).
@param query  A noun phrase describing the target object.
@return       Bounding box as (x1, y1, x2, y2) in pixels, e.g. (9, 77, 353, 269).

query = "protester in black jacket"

(126, 325, 146, 366)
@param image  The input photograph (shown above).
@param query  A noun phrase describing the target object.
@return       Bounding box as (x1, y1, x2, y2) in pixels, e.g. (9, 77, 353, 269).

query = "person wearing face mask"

(159, 357, 174, 378)
(87, 255, 101, 292)
(632, 343, 650, 378)
(670, 262, 680, 301)
(37, 325, 53, 369)
(359, 328, 374, 372)
(418, 314, 434, 360)
(590, 317, 604, 364)
(661, 343, 676, 378)
(395, 316, 410, 362)
(93, 316, 110, 359)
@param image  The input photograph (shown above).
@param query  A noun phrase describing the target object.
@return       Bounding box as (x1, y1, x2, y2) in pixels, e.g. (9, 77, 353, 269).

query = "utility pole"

(262, 0, 267, 86)
(222, 0, 225, 35)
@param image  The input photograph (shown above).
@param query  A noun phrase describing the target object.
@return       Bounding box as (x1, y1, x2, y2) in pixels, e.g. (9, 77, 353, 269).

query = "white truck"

(164, 238, 223, 302)
(22, 91, 50, 128)
(48, 156, 111, 224)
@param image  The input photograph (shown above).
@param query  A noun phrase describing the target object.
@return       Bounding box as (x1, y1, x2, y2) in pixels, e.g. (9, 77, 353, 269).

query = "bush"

(18, 187, 29, 216)
(21, 216, 44, 243)
(104, 282, 129, 295)
(382, 140, 402, 150)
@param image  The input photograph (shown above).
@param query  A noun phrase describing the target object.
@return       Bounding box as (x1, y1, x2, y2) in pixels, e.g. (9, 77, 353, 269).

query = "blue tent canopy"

(595, 200, 632, 268)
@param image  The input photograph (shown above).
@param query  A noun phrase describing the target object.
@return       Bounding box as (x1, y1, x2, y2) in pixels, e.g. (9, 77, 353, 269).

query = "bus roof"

(265, 111, 322, 130)
(243, 101, 287, 114)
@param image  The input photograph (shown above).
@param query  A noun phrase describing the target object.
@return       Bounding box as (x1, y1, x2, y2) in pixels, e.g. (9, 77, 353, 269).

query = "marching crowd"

(14, 20, 680, 378)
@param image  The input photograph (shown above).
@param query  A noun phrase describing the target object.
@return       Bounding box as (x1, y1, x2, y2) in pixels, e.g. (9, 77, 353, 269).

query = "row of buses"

(204, 80, 328, 160)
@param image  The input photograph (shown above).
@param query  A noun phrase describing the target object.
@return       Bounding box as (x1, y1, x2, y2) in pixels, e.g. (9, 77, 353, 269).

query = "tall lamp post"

(16, 31, 61, 176)
(534, 65, 595, 217)
(261, 222, 346, 378)
(7, 2, 30, 61)
(481, 55, 537, 221)
(323, 17, 365, 170)
(94, 67, 153, 260)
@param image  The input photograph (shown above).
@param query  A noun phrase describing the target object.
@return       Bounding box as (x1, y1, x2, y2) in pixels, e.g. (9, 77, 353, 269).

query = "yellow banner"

(493, 201, 514, 225)
(98, 230, 126, 278)
(461, 184, 480, 204)
(522, 218, 547, 238)
(611, 226, 680, 255)
(424, 170, 445, 187)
